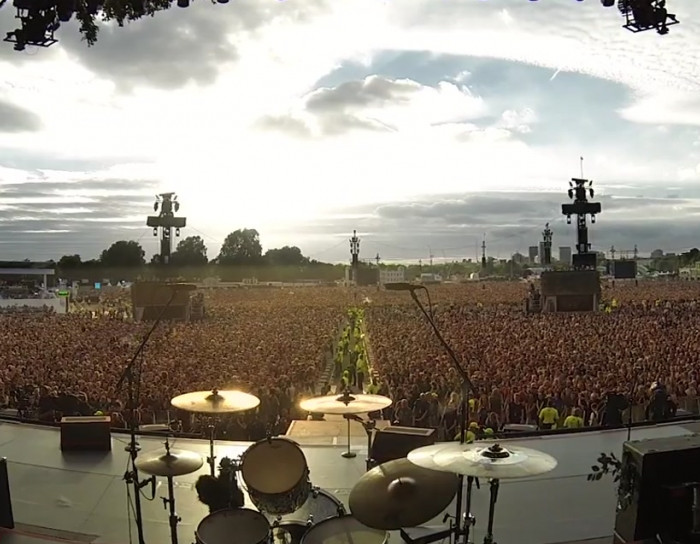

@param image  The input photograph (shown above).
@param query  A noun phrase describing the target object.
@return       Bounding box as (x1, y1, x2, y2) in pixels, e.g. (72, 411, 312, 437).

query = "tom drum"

(196, 508, 270, 544)
(301, 515, 388, 544)
(241, 437, 312, 516)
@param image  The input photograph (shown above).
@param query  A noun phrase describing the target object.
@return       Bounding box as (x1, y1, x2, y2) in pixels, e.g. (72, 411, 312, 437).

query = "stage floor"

(1, 420, 699, 544)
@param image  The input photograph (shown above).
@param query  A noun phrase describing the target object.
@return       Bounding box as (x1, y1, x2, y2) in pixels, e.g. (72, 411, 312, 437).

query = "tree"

(100, 240, 146, 267)
(218, 229, 263, 265)
(171, 236, 208, 266)
(58, 254, 82, 269)
(264, 246, 309, 266)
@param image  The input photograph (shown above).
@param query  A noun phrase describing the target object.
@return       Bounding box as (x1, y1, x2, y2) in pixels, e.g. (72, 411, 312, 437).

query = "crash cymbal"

(408, 442, 557, 480)
(171, 389, 260, 414)
(349, 458, 459, 530)
(299, 391, 392, 415)
(135, 448, 204, 477)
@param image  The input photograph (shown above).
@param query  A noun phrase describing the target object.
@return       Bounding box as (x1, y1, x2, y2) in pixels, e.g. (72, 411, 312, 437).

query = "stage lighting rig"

(147, 192, 186, 265)
(610, 0, 679, 34)
(2, 0, 60, 51)
(562, 177, 602, 270)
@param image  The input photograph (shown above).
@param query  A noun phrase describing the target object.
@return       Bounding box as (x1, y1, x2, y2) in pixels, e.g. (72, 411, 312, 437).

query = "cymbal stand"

(160, 437, 181, 544)
(341, 414, 356, 459)
(206, 417, 218, 477)
(483, 479, 500, 544)
(406, 286, 479, 544)
(363, 419, 376, 471)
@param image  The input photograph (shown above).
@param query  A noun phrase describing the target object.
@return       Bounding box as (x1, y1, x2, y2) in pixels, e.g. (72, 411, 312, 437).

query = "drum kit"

(132, 388, 559, 544)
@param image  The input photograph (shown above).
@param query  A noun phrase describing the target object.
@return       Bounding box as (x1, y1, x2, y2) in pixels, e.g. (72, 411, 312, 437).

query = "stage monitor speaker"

(371, 426, 435, 465)
(60, 416, 112, 452)
(0, 458, 14, 529)
(614, 434, 700, 543)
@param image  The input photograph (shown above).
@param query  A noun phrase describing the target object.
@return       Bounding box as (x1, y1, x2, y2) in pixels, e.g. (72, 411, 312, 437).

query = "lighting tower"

(562, 177, 602, 270)
(542, 223, 553, 266)
(350, 230, 360, 281)
(147, 193, 186, 265)
(481, 235, 487, 270)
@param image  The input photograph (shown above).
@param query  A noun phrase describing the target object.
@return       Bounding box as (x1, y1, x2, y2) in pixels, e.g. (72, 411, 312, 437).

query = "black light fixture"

(177, 0, 189, 8)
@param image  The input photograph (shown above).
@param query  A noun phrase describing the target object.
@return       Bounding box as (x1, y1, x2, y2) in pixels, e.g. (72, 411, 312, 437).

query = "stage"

(1, 420, 699, 544)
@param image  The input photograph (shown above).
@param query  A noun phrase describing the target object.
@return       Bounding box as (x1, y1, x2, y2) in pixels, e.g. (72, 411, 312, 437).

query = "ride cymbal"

(171, 388, 260, 414)
(135, 448, 204, 477)
(408, 442, 557, 480)
(299, 391, 392, 415)
(349, 458, 459, 530)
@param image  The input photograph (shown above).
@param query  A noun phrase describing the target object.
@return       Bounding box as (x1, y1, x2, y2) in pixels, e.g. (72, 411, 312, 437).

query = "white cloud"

(0, 0, 699, 261)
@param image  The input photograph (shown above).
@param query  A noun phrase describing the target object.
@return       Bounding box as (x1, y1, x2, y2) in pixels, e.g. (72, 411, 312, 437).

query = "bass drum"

(241, 437, 312, 516)
(267, 488, 346, 544)
(301, 515, 388, 544)
(196, 508, 270, 544)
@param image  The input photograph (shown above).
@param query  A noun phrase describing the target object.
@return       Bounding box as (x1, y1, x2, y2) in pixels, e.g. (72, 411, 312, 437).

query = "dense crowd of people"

(0, 279, 699, 443)
(0, 287, 345, 440)
(365, 279, 700, 439)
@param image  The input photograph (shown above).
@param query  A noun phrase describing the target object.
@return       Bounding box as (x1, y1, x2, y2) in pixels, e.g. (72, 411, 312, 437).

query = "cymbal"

(349, 458, 459, 530)
(171, 389, 260, 414)
(408, 442, 557, 479)
(299, 392, 392, 415)
(135, 448, 204, 477)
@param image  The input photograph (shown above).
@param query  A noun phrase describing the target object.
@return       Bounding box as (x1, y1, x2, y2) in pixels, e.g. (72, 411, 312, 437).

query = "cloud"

(285, 189, 700, 261)
(257, 75, 486, 137)
(56, 0, 329, 92)
(0, 171, 160, 259)
(0, 99, 41, 132)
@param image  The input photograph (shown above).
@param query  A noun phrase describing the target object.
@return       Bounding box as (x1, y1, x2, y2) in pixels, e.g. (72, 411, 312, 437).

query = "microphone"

(384, 283, 422, 291)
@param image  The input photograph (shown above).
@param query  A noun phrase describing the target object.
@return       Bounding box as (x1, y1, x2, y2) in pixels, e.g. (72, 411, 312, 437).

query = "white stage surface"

(1, 420, 700, 544)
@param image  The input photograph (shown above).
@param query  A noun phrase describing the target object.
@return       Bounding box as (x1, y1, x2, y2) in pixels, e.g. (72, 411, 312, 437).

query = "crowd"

(365, 279, 700, 440)
(0, 287, 345, 440)
(1, 279, 700, 444)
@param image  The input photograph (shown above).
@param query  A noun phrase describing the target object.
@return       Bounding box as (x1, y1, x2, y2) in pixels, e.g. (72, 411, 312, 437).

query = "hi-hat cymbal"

(135, 448, 204, 477)
(299, 392, 392, 415)
(171, 389, 260, 414)
(349, 458, 459, 530)
(408, 442, 557, 479)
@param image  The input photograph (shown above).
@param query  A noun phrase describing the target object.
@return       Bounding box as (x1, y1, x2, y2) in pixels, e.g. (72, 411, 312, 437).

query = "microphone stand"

(407, 287, 479, 544)
(114, 288, 180, 544)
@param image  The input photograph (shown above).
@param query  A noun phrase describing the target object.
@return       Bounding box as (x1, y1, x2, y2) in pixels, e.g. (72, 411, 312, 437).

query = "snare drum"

(196, 508, 270, 544)
(268, 488, 346, 544)
(301, 515, 388, 544)
(241, 437, 312, 515)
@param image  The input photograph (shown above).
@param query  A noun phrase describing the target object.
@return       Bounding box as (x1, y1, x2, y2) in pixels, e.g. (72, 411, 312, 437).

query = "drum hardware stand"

(390, 284, 479, 544)
(115, 287, 181, 544)
(160, 437, 181, 544)
(344, 414, 376, 469)
(206, 416, 219, 477)
(483, 478, 500, 544)
(337, 390, 358, 459)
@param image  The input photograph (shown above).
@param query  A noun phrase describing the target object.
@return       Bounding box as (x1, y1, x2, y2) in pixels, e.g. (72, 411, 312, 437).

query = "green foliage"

(74, 0, 174, 46)
(171, 236, 208, 267)
(264, 246, 309, 267)
(217, 228, 263, 266)
(588, 452, 621, 482)
(588, 451, 636, 511)
(100, 240, 146, 267)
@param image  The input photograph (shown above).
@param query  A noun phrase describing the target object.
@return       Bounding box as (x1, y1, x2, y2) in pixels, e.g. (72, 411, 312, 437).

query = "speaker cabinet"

(370, 426, 435, 466)
(0, 458, 14, 529)
(60, 416, 112, 452)
(614, 434, 700, 542)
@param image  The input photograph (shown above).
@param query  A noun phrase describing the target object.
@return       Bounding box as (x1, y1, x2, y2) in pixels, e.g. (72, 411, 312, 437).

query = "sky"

(1, 0, 699, 264)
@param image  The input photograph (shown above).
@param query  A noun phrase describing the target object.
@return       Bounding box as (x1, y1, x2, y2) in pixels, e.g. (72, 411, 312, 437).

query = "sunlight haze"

(0, 0, 699, 262)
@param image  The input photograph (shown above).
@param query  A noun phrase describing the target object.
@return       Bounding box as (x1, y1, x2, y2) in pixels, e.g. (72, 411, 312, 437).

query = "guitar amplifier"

(370, 426, 435, 465)
(614, 434, 700, 542)
(60, 416, 112, 452)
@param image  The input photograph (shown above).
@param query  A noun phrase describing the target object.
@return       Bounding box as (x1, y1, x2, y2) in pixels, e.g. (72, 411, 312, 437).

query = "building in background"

(528, 246, 538, 264)
(538, 242, 546, 265)
(559, 246, 572, 266)
(379, 267, 406, 284)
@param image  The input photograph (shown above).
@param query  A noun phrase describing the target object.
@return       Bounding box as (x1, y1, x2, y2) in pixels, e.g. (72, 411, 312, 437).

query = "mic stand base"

(400, 526, 454, 544)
